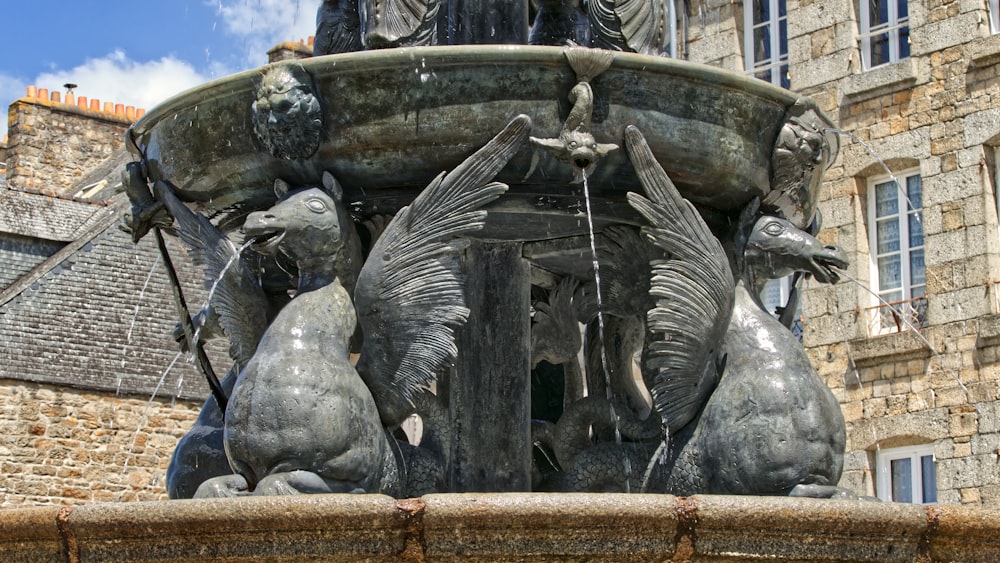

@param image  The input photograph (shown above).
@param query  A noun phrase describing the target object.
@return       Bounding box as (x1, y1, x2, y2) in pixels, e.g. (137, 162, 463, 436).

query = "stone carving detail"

(154, 115, 531, 497)
(361, 0, 441, 49)
(530, 48, 619, 181)
(314, 0, 365, 55)
(125, 6, 853, 500)
(539, 126, 852, 497)
(587, 0, 671, 55)
(766, 101, 837, 228)
(252, 63, 324, 160)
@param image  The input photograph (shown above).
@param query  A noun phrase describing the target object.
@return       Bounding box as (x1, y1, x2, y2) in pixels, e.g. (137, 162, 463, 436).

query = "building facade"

(683, 0, 1000, 506)
(2, 4, 999, 507)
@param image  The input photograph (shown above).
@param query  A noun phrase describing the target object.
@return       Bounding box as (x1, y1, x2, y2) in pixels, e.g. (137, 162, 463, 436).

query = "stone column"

(447, 0, 529, 45)
(447, 240, 532, 492)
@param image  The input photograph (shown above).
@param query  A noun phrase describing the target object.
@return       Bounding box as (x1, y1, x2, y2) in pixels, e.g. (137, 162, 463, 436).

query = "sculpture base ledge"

(1, 493, 995, 561)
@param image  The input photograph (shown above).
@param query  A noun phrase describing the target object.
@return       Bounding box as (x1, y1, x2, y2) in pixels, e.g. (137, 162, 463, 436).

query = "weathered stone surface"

(2, 494, 997, 561)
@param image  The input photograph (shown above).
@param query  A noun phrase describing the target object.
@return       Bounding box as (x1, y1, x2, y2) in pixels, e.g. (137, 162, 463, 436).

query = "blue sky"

(0, 0, 321, 139)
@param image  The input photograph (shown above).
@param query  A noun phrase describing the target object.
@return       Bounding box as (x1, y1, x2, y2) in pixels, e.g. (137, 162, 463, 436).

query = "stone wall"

(784, 0, 1000, 506)
(0, 380, 200, 506)
(4, 87, 139, 193)
(267, 36, 315, 63)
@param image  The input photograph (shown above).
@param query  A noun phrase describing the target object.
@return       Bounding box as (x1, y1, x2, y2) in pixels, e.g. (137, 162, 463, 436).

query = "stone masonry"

(685, 0, 1000, 506)
(4, 87, 140, 192)
(0, 380, 201, 505)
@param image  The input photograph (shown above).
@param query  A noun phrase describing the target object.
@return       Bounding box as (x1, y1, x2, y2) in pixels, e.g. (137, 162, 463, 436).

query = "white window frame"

(859, 0, 910, 69)
(743, 0, 789, 88)
(876, 444, 937, 504)
(867, 170, 925, 334)
(990, 0, 1000, 35)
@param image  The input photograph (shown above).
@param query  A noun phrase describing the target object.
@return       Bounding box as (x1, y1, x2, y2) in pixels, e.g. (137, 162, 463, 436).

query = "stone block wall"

(4, 87, 140, 193)
(0, 380, 200, 506)
(783, 0, 1000, 506)
(267, 36, 315, 63)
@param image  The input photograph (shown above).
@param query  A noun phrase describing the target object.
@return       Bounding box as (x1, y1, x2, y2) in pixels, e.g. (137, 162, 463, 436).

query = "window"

(744, 0, 789, 88)
(876, 444, 937, 504)
(990, 0, 1000, 35)
(859, 0, 910, 69)
(761, 276, 803, 340)
(867, 171, 926, 333)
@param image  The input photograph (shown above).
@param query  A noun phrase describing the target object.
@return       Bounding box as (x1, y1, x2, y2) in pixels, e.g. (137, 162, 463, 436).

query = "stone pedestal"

(447, 241, 532, 492)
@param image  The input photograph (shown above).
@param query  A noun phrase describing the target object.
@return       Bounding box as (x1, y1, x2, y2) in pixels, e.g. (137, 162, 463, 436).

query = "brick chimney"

(267, 36, 315, 63)
(4, 86, 145, 193)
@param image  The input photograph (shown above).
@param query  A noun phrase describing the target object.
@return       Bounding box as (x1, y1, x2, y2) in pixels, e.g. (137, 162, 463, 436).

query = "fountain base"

(3, 493, 997, 561)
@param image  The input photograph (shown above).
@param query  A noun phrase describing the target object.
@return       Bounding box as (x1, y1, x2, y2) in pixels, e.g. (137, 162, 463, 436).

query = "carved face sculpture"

(252, 65, 324, 160)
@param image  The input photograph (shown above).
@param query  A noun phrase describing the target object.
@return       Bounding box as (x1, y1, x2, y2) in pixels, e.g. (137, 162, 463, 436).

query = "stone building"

(3, 3, 999, 509)
(680, 0, 1000, 506)
(0, 88, 208, 505)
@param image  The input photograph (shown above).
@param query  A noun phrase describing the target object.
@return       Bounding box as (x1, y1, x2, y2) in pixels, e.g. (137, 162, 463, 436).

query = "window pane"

(875, 181, 899, 216)
(877, 219, 900, 254)
(779, 0, 787, 17)
(921, 455, 937, 503)
(755, 69, 773, 83)
(754, 26, 772, 63)
(761, 278, 783, 315)
(898, 0, 909, 19)
(870, 32, 890, 66)
(891, 457, 913, 502)
(899, 27, 910, 59)
(870, 0, 889, 26)
(878, 255, 902, 291)
(753, 0, 770, 25)
(906, 174, 922, 209)
(780, 64, 790, 88)
(908, 212, 923, 247)
(910, 249, 925, 287)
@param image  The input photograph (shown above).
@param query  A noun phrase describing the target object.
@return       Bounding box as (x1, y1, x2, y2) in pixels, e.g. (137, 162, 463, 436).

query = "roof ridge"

(0, 195, 129, 308)
(2, 184, 114, 206)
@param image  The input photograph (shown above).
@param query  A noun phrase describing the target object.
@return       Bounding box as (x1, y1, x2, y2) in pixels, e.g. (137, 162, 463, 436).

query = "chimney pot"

(50, 91, 61, 103)
(65, 93, 75, 105)
(26, 85, 37, 97)
(90, 99, 101, 111)
(38, 88, 49, 100)
(78, 96, 88, 108)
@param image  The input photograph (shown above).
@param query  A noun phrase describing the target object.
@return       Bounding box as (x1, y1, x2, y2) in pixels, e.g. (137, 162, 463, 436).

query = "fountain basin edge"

(2, 493, 996, 562)
(129, 45, 835, 239)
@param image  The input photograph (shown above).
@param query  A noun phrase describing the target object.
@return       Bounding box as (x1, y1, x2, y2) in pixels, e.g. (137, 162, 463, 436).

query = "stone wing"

(623, 125, 735, 434)
(354, 115, 531, 427)
(154, 182, 269, 367)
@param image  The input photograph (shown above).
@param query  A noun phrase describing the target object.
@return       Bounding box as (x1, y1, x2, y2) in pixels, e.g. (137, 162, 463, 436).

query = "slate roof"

(0, 193, 216, 401)
(0, 187, 111, 241)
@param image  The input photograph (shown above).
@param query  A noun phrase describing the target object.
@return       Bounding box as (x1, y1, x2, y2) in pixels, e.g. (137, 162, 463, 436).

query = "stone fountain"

(4, 1, 998, 561)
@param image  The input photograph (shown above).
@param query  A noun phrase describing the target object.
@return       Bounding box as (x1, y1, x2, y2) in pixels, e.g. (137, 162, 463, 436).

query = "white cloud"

(0, 72, 30, 141)
(32, 50, 211, 115)
(213, 0, 321, 68)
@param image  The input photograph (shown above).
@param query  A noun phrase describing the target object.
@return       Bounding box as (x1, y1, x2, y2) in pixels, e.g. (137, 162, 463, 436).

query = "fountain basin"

(129, 46, 835, 240)
(2, 494, 996, 561)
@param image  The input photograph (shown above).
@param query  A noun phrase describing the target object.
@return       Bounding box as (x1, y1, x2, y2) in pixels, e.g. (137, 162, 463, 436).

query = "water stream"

(839, 271, 977, 410)
(580, 173, 633, 492)
(120, 255, 163, 394)
(121, 351, 183, 476)
(189, 238, 256, 351)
